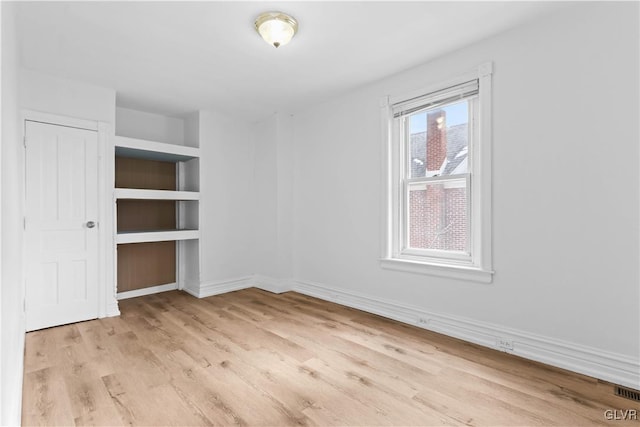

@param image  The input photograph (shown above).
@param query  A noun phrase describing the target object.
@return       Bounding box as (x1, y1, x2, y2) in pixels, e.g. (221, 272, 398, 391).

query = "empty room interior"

(1, 1, 639, 426)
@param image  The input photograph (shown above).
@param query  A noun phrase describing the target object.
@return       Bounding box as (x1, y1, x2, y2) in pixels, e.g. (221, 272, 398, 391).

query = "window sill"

(379, 258, 493, 283)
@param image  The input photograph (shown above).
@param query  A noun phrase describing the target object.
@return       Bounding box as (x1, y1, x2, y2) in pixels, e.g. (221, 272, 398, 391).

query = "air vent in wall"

(615, 386, 640, 402)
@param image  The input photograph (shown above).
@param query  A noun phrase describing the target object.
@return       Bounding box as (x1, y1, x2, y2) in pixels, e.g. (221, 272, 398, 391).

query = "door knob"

(86, 221, 96, 229)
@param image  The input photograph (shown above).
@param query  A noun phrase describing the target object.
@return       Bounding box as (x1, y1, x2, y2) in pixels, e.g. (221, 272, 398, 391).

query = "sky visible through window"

(410, 101, 468, 134)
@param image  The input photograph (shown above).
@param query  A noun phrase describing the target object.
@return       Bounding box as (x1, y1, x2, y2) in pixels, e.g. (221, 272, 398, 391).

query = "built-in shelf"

(114, 118, 201, 297)
(115, 188, 200, 201)
(114, 135, 199, 162)
(116, 229, 200, 244)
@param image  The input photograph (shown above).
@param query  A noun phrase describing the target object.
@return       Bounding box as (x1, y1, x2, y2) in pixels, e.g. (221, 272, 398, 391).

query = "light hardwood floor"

(22, 289, 638, 426)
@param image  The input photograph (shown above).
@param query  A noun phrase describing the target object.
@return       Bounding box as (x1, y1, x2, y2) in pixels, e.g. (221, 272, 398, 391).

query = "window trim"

(380, 62, 494, 283)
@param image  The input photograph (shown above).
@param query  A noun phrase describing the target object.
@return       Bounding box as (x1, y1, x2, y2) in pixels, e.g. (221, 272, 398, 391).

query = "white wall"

(252, 115, 279, 279)
(251, 113, 294, 288)
(197, 110, 255, 286)
(276, 114, 294, 282)
(116, 106, 184, 145)
(1, 3, 24, 425)
(19, 69, 115, 124)
(291, 2, 639, 386)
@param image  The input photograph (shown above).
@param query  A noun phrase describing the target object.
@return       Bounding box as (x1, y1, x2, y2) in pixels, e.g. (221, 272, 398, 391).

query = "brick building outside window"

(408, 106, 469, 252)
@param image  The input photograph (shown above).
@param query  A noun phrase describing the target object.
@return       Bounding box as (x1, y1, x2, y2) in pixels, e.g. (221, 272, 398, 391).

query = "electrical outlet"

(497, 337, 514, 351)
(417, 317, 428, 325)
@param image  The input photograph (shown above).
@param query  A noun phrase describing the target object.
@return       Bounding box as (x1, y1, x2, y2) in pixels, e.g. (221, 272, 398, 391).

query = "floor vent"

(615, 386, 640, 402)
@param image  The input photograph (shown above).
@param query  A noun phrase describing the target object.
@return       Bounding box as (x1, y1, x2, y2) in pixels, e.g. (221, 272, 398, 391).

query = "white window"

(381, 63, 493, 282)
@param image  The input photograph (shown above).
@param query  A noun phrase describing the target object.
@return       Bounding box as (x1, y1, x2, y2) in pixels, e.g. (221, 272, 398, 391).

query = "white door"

(24, 120, 99, 331)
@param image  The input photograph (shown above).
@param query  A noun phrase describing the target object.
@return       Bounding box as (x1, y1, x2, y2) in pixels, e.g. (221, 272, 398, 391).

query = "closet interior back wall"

(117, 200, 176, 231)
(117, 242, 176, 292)
(115, 156, 176, 190)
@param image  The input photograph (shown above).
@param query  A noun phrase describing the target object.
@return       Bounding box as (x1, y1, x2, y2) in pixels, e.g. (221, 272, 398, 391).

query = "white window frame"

(380, 62, 494, 283)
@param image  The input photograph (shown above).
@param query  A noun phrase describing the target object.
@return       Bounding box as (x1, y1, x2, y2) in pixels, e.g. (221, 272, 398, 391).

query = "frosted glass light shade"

(255, 12, 298, 48)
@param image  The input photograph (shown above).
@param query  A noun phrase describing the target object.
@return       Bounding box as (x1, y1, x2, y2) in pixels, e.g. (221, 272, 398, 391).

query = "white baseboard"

(291, 279, 640, 391)
(185, 275, 291, 298)
(251, 275, 292, 294)
(117, 282, 178, 300)
(185, 276, 253, 298)
(105, 299, 120, 317)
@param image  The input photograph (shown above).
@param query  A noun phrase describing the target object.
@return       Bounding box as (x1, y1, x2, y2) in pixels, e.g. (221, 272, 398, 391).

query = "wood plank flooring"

(22, 289, 639, 426)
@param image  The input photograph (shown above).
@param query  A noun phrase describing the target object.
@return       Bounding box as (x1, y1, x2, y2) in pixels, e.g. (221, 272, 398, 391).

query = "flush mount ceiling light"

(255, 12, 298, 48)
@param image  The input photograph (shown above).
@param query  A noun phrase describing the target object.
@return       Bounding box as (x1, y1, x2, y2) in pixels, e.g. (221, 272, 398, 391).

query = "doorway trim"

(21, 110, 119, 328)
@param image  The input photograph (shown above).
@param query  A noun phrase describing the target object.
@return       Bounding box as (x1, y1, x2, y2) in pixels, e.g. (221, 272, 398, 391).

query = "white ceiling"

(16, 1, 565, 121)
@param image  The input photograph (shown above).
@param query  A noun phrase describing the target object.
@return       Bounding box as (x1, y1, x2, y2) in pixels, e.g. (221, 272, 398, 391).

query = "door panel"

(25, 120, 99, 331)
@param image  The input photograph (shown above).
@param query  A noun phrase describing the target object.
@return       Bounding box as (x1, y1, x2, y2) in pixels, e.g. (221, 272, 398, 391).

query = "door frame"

(21, 110, 119, 327)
